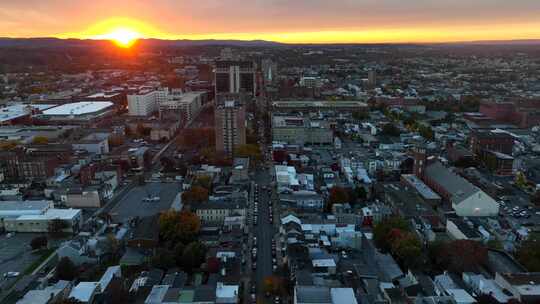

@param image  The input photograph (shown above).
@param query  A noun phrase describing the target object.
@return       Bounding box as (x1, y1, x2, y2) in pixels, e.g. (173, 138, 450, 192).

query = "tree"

(432, 240, 488, 273)
(206, 257, 221, 273)
(151, 248, 176, 270)
(531, 191, 540, 207)
(182, 241, 207, 273)
(159, 210, 201, 244)
(390, 231, 423, 269)
(354, 186, 367, 202)
(263, 276, 284, 296)
(48, 219, 69, 234)
(181, 186, 209, 204)
(381, 124, 401, 137)
(160, 157, 176, 173)
(30, 236, 48, 250)
(0, 141, 18, 151)
(234, 144, 262, 162)
(516, 240, 540, 272)
(194, 176, 212, 191)
(329, 187, 349, 204)
(173, 242, 186, 267)
(136, 123, 151, 136)
(56, 257, 77, 281)
(105, 277, 129, 304)
(32, 136, 49, 144)
(352, 111, 369, 121)
(418, 125, 434, 141)
(326, 187, 349, 211)
(373, 217, 410, 253)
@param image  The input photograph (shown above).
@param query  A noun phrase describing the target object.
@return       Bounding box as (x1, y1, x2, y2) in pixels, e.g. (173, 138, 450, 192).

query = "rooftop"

(401, 174, 441, 201)
(69, 282, 100, 302)
(0, 103, 56, 123)
(43, 101, 114, 116)
(0, 200, 52, 215)
(425, 162, 480, 204)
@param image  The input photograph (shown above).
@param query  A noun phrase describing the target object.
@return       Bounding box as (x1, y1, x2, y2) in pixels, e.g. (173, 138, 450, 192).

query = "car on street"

(4, 272, 20, 278)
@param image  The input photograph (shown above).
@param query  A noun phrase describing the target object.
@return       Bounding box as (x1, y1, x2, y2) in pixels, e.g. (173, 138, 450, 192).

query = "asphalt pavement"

(252, 167, 278, 303)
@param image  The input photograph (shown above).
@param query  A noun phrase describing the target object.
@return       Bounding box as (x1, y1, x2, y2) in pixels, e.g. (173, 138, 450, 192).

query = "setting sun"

(101, 28, 140, 48)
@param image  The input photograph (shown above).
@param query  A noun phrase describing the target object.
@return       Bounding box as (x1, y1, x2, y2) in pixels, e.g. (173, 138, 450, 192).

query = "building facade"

(215, 60, 255, 97)
(215, 100, 246, 157)
(128, 90, 158, 116)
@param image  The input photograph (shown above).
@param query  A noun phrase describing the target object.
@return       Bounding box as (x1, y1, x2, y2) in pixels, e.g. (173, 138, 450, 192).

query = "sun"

(103, 28, 140, 48)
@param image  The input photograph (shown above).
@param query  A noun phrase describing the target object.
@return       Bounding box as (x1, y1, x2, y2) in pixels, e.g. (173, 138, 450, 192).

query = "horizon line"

(1, 36, 540, 45)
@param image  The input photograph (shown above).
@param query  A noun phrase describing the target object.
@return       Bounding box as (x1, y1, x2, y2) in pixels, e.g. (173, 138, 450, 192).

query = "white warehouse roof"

(43, 101, 114, 116)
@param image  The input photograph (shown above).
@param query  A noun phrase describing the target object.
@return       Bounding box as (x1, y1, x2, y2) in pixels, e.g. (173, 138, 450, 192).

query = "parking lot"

(0, 233, 44, 292)
(109, 182, 182, 224)
(498, 195, 540, 226)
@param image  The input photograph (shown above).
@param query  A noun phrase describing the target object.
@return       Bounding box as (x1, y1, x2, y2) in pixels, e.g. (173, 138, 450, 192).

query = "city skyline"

(1, 0, 540, 43)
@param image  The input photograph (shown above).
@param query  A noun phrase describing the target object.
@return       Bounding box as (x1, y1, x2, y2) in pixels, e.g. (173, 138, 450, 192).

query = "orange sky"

(1, 1, 540, 43)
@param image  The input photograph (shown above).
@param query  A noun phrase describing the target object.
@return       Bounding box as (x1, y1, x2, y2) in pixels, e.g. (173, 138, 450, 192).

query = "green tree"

(194, 176, 212, 191)
(30, 236, 48, 250)
(355, 186, 367, 202)
(182, 241, 207, 273)
(56, 257, 77, 281)
(418, 125, 434, 141)
(352, 111, 369, 121)
(173, 242, 186, 267)
(381, 124, 401, 137)
(530, 191, 540, 207)
(517, 240, 540, 272)
(151, 248, 176, 270)
(390, 232, 423, 269)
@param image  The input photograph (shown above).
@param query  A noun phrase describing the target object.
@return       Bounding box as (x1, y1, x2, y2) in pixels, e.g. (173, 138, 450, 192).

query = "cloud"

(0, 0, 539, 41)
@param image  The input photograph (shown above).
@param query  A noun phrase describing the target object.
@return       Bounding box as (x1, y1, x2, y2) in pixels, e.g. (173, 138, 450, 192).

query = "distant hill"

(0, 37, 284, 48)
(433, 39, 540, 46)
(0, 37, 539, 49)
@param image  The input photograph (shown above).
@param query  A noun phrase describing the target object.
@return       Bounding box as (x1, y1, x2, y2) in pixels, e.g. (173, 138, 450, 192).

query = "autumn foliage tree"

(388, 230, 423, 269)
(159, 210, 201, 244)
(234, 144, 262, 162)
(430, 240, 488, 273)
(373, 217, 411, 253)
(182, 186, 209, 204)
(32, 136, 49, 144)
(263, 276, 284, 296)
(326, 186, 349, 211)
(206, 257, 221, 273)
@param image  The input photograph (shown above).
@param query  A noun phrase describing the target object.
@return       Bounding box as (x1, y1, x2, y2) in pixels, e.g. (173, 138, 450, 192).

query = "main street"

(254, 168, 274, 295)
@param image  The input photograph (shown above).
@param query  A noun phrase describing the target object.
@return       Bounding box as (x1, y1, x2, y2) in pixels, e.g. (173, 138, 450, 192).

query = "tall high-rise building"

(261, 59, 278, 84)
(127, 90, 158, 116)
(215, 100, 246, 157)
(367, 70, 377, 87)
(215, 60, 256, 97)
